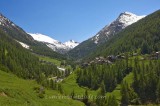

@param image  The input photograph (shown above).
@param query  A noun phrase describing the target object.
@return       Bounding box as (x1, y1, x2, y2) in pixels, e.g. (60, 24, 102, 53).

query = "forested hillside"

(61, 10, 160, 106)
(0, 13, 65, 60)
(72, 55, 160, 105)
(0, 6, 160, 106)
(87, 10, 160, 60)
(0, 29, 60, 81)
(67, 12, 145, 60)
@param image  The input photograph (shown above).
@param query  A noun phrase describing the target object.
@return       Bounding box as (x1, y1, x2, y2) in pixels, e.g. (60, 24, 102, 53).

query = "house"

(150, 51, 160, 60)
(107, 55, 116, 62)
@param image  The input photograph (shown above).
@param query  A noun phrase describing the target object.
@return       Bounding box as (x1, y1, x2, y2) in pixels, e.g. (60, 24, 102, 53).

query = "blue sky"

(0, 0, 159, 42)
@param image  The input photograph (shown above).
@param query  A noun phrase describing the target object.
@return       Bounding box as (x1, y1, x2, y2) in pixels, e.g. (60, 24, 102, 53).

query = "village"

(82, 51, 160, 67)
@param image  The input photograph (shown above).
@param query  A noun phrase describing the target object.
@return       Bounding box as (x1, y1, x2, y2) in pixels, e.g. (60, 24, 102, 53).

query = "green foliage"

(67, 39, 97, 60)
(156, 79, 160, 103)
(58, 84, 64, 94)
(0, 20, 65, 60)
(70, 89, 75, 99)
(121, 81, 139, 105)
(106, 95, 118, 106)
(0, 70, 85, 106)
(83, 89, 89, 104)
(132, 59, 160, 104)
(0, 29, 59, 82)
(87, 10, 160, 60)
(38, 55, 62, 66)
(50, 79, 57, 90)
(76, 60, 131, 92)
(30, 42, 66, 60)
(121, 81, 129, 105)
(96, 83, 106, 106)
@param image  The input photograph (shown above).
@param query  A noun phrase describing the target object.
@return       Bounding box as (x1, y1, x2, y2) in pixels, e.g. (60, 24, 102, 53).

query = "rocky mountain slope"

(0, 13, 65, 59)
(87, 10, 160, 60)
(68, 12, 145, 59)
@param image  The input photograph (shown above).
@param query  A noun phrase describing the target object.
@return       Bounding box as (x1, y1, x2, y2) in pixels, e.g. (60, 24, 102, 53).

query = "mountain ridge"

(0, 12, 65, 60)
(28, 33, 79, 54)
(86, 10, 160, 60)
(68, 12, 145, 59)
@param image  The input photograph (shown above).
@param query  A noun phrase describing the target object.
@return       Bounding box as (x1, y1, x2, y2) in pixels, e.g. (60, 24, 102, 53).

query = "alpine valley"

(0, 8, 160, 106)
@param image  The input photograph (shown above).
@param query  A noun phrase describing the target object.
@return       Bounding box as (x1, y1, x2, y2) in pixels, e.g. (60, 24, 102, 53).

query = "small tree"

(50, 79, 54, 89)
(106, 95, 118, 106)
(121, 81, 129, 105)
(70, 89, 75, 99)
(58, 84, 63, 94)
(96, 81, 106, 106)
(83, 89, 89, 104)
(156, 79, 160, 104)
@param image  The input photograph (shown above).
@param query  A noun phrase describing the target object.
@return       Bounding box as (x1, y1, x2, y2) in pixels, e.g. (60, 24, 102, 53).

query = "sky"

(0, 0, 160, 42)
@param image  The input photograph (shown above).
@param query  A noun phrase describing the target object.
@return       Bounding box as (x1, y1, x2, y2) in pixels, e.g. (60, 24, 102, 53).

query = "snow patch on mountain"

(64, 40, 79, 49)
(93, 34, 100, 44)
(16, 41, 30, 49)
(117, 12, 146, 28)
(28, 33, 59, 44)
(28, 33, 79, 53)
(92, 12, 145, 44)
(0, 13, 16, 28)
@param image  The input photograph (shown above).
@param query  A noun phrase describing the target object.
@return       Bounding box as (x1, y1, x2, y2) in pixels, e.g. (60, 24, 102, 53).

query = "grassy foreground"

(0, 70, 84, 106)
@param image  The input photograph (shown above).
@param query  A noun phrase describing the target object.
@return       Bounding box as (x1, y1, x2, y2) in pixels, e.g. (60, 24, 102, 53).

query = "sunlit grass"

(0, 70, 84, 106)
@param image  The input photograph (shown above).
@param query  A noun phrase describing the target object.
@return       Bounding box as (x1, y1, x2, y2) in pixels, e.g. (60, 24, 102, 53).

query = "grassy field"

(38, 55, 61, 66)
(0, 70, 84, 106)
(61, 73, 98, 96)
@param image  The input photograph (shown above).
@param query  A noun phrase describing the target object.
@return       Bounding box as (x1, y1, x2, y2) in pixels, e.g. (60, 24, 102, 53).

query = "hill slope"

(68, 12, 145, 59)
(0, 70, 84, 106)
(88, 10, 160, 59)
(0, 13, 65, 60)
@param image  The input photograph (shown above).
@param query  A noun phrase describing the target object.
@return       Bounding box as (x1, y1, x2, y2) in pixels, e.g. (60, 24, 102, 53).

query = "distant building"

(107, 55, 116, 62)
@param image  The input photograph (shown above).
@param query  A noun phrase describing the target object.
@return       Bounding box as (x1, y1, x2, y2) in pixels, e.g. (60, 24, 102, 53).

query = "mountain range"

(28, 33, 79, 54)
(0, 13, 65, 59)
(68, 12, 145, 59)
(88, 10, 160, 59)
(1, 9, 160, 106)
(0, 11, 146, 58)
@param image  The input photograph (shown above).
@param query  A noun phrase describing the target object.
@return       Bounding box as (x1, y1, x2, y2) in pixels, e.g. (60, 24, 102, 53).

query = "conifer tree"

(58, 84, 63, 94)
(83, 89, 89, 104)
(121, 81, 129, 105)
(156, 79, 160, 103)
(96, 81, 106, 106)
(106, 95, 118, 106)
(70, 89, 75, 99)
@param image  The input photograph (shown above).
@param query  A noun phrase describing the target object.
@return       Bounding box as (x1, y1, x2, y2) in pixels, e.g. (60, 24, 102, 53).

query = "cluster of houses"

(48, 76, 64, 83)
(82, 55, 126, 67)
(82, 51, 160, 67)
(150, 51, 160, 60)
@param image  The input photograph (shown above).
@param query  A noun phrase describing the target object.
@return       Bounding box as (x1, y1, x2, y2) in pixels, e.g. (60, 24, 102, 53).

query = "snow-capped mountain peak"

(64, 40, 79, 49)
(0, 13, 16, 27)
(28, 33, 59, 44)
(28, 33, 79, 53)
(91, 12, 145, 44)
(117, 11, 146, 28)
